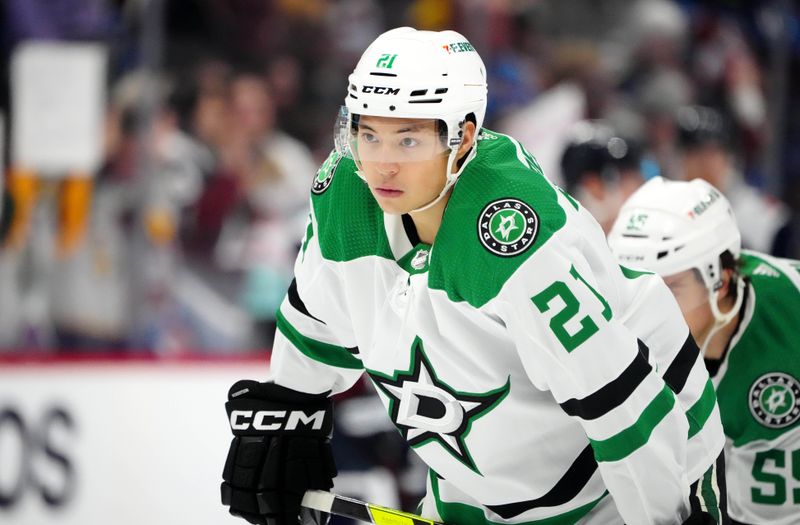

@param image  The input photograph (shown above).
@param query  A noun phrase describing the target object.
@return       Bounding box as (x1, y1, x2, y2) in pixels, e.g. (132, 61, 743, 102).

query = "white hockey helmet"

(608, 176, 741, 292)
(335, 27, 488, 209)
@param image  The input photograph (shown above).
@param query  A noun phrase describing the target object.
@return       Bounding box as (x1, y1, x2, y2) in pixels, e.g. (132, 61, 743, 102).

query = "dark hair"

(691, 249, 741, 300)
(455, 112, 477, 169)
(676, 105, 730, 152)
(560, 124, 643, 193)
(720, 250, 742, 301)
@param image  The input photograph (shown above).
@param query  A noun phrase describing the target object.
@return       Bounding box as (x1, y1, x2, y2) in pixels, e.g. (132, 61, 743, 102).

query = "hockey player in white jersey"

(221, 28, 728, 525)
(609, 177, 800, 525)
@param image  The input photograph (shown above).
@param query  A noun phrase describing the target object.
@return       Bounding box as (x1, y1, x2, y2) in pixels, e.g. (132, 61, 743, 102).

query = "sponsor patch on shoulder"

(312, 151, 341, 195)
(477, 198, 538, 257)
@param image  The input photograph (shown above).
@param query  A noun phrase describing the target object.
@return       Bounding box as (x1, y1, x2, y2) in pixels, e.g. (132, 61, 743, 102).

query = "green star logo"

(312, 151, 341, 194)
(478, 198, 538, 257)
(761, 384, 793, 417)
(491, 209, 524, 242)
(750, 373, 800, 428)
(368, 337, 510, 474)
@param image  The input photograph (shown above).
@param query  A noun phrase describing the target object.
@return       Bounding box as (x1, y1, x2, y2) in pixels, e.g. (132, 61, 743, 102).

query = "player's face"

(662, 269, 714, 340)
(355, 116, 450, 214)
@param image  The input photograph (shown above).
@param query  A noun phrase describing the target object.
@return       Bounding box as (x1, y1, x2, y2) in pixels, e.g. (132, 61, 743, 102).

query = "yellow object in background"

(57, 174, 93, 257)
(4, 167, 94, 256)
(5, 166, 38, 250)
(144, 206, 176, 246)
(409, 0, 453, 31)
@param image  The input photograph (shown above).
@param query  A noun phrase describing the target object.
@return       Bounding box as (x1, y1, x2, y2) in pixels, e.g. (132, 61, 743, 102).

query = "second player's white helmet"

(335, 27, 488, 210)
(608, 176, 741, 292)
(609, 177, 744, 353)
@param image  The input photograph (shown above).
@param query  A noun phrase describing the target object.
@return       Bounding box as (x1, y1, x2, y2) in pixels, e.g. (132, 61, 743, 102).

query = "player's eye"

(360, 132, 378, 143)
(399, 136, 420, 148)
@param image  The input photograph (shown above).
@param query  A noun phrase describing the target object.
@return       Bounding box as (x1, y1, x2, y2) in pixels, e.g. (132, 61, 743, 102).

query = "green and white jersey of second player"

(710, 251, 800, 525)
(269, 130, 724, 524)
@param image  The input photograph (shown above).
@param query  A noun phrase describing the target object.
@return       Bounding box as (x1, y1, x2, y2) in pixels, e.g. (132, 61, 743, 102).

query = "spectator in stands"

(49, 71, 215, 353)
(676, 105, 788, 254)
(560, 120, 647, 233)
(187, 71, 316, 343)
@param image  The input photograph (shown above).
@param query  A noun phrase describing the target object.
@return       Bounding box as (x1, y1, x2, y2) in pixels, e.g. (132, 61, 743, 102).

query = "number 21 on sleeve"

(531, 265, 612, 352)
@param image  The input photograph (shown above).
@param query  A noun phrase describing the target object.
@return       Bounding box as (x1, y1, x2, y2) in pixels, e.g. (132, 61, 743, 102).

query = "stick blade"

(302, 490, 443, 525)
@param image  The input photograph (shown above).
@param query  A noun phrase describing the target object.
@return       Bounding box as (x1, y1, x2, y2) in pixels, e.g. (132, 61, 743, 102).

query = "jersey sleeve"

(616, 265, 724, 484)
(495, 236, 691, 524)
(267, 205, 364, 395)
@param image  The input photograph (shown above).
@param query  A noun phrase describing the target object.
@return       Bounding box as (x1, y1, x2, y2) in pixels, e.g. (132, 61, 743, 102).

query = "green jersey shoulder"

(309, 130, 572, 307)
(308, 150, 394, 263)
(427, 130, 570, 307)
(716, 250, 800, 446)
(713, 251, 800, 523)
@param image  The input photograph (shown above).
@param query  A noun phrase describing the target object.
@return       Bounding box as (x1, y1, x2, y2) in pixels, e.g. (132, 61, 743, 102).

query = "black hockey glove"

(221, 380, 337, 525)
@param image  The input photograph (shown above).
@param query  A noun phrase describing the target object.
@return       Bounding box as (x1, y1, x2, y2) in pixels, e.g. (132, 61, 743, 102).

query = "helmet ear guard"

(703, 259, 724, 292)
(703, 264, 745, 355)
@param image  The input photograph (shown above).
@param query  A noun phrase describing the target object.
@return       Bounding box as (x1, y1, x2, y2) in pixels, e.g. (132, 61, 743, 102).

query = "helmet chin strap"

(409, 145, 476, 213)
(698, 277, 745, 356)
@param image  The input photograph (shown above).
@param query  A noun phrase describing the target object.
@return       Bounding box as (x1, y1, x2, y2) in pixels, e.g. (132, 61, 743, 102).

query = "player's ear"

(457, 120, 477, 158)
(717, 268, 734, 300)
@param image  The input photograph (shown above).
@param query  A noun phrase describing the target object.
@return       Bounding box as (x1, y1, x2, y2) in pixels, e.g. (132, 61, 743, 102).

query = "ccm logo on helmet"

(362, 85, 400, 95)
(229, 410, 326, 431)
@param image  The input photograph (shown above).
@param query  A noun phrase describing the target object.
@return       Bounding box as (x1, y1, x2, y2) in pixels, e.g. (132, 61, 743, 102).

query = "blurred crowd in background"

(0, 0, 799, 355)
(2, 0, 799, 514)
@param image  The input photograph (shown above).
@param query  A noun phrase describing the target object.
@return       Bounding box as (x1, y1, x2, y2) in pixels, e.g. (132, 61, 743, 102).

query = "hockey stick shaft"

(302, 490, 444, 525)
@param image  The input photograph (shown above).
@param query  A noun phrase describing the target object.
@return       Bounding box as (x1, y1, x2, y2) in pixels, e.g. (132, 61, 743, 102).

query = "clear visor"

(662, 268, 711, 316)
(334, 106, 453, 165)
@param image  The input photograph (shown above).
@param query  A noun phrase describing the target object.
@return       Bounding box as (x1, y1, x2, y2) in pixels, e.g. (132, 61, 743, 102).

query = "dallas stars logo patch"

(749, 372, 800, 428)
(477, 198, 538, 257)
(368, 337, 510, 474)
(312, 151, 341, 194)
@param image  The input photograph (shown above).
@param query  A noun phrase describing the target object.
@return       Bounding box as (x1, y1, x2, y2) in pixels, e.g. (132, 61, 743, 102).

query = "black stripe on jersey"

(345, 346, 360, 356)
(486, 445, 598, 518)
(402, 213, 422, 246)
(288, 278, 326, 325)
(559, 344, 652, 420)
(637, 338, 649, 361)
(663, 334, 700, 394)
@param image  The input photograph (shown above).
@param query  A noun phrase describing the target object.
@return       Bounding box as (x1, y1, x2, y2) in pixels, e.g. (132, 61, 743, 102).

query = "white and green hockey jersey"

(267, 131, 725, 525)
(710, 251, 800, 525)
